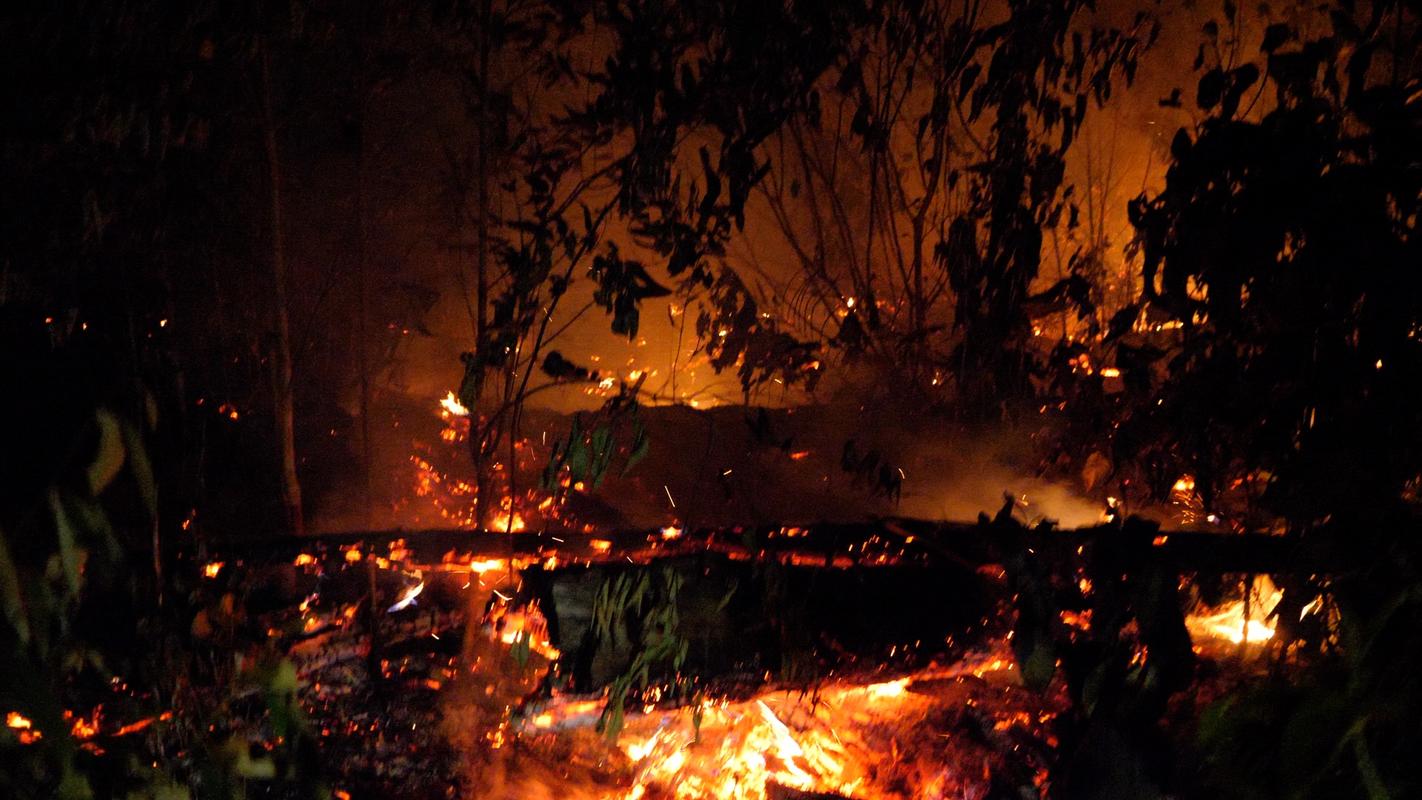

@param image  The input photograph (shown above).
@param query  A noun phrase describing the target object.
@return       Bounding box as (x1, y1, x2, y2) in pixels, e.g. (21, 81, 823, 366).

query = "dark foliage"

(1116, 3, 1422, 796)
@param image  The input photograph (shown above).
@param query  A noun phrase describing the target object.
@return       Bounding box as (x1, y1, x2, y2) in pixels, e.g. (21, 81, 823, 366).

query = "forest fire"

(10, 0, 1421, 796)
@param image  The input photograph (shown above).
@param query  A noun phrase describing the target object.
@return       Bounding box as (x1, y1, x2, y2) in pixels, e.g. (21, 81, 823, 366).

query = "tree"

(437, 0, 858, 525)
(1119, 3, 1422, 795)
(1121, 0, 1422, 529)
(753, 0, 1154, 415)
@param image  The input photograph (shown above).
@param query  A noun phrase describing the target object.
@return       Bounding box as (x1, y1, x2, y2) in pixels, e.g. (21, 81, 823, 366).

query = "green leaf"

(48, 490, 84, 595)
(512, 629, 531, 668)
(119, 419, 158, 521)
(588, 425, 615, 487)
(0, 526, 29, 642)
(623, 418, 650, 475)
(1022, 640, 1057, 690)
(87, 409, 126, 494)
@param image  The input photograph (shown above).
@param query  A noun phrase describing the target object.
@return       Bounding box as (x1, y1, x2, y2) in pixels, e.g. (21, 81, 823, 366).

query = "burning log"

(210, 515, 1339, 577)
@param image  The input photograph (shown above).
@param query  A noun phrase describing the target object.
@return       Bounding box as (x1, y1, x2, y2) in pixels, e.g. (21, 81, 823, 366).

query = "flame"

(468, 558, 509, 575)
(493, 648, 1043, 800)
(440, 391, 470, 417)
(593, 653, 1036, 800)
(202, 561, 224, 578)
(495, 605, 561, 660)
(1187, 575, 1283, 646)
(387, 578, 425, 613)
(489, 510, 526, 533)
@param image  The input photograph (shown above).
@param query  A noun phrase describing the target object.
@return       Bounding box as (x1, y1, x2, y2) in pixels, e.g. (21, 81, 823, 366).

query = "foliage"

(541, 384, 651, 493)
(1114, 2, 1422, 796)
(1120, 0, 1422, 527)
(757, 0, 1155, 413)
(0, 319, 325, 798)
(589, 568, 690, 740)
(997, 503, 1193, 798)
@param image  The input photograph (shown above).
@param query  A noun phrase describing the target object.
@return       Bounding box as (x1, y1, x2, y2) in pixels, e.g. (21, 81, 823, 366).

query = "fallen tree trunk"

(209, 515, 1338, 575)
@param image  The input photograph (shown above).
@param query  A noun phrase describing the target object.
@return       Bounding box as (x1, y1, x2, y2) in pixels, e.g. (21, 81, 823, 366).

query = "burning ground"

(172, 508, 1325, 800)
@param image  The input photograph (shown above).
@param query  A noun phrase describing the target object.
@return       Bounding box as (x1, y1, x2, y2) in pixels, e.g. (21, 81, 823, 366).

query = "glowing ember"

(202, 561, 224, 578)
(7, 711, 42, 745)
(69, 709, 100, 739)
(495, 649, 1048, 800)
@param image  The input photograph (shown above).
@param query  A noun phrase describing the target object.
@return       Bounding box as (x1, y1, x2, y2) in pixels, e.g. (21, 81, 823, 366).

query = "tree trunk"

(472, 0, 493, 526)
(355, 76, 374, 527)
(259, 42, 304, 535)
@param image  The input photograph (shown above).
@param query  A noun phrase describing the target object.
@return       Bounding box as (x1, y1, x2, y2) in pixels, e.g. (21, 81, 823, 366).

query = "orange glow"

(202, 562, 224, 578)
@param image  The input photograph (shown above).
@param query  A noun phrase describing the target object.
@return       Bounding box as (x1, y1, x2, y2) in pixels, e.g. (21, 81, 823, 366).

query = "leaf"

(120, 419, 158, 521)
(1261, 23, 1291, 53)
(1197, 68, 1225, 110)
(542, 350, 594, 381)
(87, 409, 126, 494)
(0, 526, 30, 643)
(512, 629, 531, 668)
(623, 418, 650, 476)
(48, 490, 84, 595)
